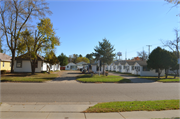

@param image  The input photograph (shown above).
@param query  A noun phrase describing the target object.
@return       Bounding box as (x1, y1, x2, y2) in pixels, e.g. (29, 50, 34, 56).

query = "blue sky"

(5, 0, 179, 59)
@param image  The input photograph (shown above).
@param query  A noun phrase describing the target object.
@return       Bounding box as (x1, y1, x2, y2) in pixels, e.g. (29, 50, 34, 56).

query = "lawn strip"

(84, 100, 180, 113)
(76, 74, 131, 83)
(110, 71, 179, 82)
(0, 72, 59, 82)
(138, 76, 179, 82)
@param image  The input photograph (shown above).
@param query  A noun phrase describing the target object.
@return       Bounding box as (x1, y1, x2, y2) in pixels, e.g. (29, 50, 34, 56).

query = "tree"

(0, 0, 51, 72)
(17, 18, 60, 74)
(147, 47, 165, 78)
(162, 50, 178, 78)
(137, 50, 148, 61)
(75, 57, 90, 63)
(79, 54, 82, 57)
(161, 29, 180, 58)
(86, 53, 94, 64)
(44, 50, 59, 73)
(57, 53, 68, 66)
(94, 38, 115, 75)
(0, 38, 3, 53)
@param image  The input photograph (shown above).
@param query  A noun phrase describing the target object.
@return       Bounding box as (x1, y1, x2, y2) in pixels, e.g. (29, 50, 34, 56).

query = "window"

(67, 66, 69, 68)
(143, 66, 150, 71)
(135, 66, 140, 71)
(119, 66, 121, 69)
(155, 69, 159, 73)
(16, 60, 22, 68)
(50, 65, 52, 69)
(132, 66, 134, 70)
(41, 62, 43, 67)
(3, 62, 4, 67)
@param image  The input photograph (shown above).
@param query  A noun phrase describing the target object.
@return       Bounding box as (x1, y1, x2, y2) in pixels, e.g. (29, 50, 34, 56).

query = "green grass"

(76, 74, 131, 83)
(84, 100, 180, 113)
(139, 76, 180, 82)
(109, 71, 179, 82)
(0, 72, 59, 82)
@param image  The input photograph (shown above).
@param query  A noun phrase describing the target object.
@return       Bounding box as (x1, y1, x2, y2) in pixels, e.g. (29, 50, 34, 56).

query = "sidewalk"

(1, 102, 180, 119)
(109, 72, 156, 83)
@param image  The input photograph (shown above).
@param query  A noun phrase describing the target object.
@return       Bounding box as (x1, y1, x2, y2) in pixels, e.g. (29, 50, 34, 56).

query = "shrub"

(1, 70, 6, 74)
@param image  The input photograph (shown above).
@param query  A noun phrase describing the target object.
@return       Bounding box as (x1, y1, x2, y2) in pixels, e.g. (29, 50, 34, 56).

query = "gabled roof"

(119, 61, 126, 65)
(125, 60, 136, 65)
(135, 60, 147, 66)
(0, 53, 12, 62)
(66, 62, 76, 66)
(15, 53, 44, 61)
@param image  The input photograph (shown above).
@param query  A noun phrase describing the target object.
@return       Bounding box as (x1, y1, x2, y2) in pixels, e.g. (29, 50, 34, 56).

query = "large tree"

(17, 18, 60, 74)
(162, 50, 178, 78)
(57, 53, 68, 66)
(94, 38, 115, 75)
(0, 0, 51, 72)
(86, 53, 94, 64)
(147, 47, 165, 79)
(147, 47, 178, 79)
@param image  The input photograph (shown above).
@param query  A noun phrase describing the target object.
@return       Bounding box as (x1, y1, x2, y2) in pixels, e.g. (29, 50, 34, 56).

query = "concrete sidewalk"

(1, 102, 180, 119)
(109, 72, 157, 83)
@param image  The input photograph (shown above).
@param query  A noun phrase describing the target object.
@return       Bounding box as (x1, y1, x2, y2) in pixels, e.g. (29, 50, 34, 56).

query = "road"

(1, 71, 180, 102)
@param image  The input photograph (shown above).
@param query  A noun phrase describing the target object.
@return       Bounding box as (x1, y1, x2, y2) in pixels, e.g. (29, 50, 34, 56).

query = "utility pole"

(146, 45, 152, 56)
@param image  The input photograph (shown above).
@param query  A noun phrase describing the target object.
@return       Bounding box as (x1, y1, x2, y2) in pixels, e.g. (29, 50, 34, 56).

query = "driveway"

(47, 70, 82, 83)
(109, 72, 156, 83)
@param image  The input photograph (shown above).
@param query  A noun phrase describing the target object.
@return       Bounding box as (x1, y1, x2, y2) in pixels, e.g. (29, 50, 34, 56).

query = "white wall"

(140, 69, 165, 76)
(65, 63, 77, 70)
(14, 60, 42, 73)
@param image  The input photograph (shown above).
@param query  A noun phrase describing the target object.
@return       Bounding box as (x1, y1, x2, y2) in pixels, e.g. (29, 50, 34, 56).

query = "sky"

(3, 0, 180, 60)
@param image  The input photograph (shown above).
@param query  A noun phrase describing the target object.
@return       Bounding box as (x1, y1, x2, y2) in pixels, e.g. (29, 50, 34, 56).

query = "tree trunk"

(103, 64, 105, 75)
(165, 69, 168, 79)
(158, 72, 160, 79)
(11, 50, 15, 73)
(31, 61, 35, 75)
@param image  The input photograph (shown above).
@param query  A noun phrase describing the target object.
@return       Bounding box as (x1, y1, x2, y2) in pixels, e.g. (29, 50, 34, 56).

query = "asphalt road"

(1, 71, 180, 102)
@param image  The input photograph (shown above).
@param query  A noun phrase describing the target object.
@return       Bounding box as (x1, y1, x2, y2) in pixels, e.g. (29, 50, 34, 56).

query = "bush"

(1, 70, 6, 74)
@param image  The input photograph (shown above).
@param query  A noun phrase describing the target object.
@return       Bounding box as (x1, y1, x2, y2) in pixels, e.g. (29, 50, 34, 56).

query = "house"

(132, 61, 165, 76)
(0, 53, 12, 72)
(14, 54, 44, 72)
(65, 63, 77, 70)
(76, 61, 87, 69)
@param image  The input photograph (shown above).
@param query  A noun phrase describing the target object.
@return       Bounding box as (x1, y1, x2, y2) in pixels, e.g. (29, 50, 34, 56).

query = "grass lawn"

(0, 72, 59, 82)
(84, 100, 180, 113)
(76, 74, 131, 83)
(139, 76, 180, 82)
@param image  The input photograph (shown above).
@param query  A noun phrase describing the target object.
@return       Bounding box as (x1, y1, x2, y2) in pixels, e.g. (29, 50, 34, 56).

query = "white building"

(14, 54, 44, 73)
(132, 61, 165, 76)
(65, 63, 77, 70)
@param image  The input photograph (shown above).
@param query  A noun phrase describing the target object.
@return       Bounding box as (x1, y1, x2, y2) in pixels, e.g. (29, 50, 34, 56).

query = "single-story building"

(14, 54, 44, 73)
(14, 53, 60, 73)
(132, 61, 165, 76)
(0, 53, 12, 72)
(65, 63, 77, 70)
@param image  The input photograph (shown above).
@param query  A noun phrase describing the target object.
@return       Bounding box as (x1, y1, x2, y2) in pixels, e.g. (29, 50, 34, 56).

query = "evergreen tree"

(94, 38, 115, 75)
(57, 53, 68, 66)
